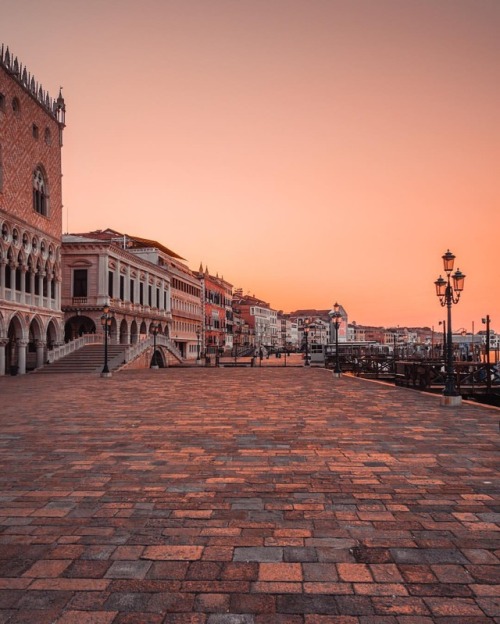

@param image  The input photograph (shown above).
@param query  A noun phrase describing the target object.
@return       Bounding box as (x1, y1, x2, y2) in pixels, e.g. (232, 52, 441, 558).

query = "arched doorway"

(28, 317, 43, 371)
(64, 315, 96, 342)
(130, 320, 139, 345)
(6, 315, 24, 374)
(46, 319, 58, 350)
(108, 317, 118, 344)
(119, 319, 129, 345)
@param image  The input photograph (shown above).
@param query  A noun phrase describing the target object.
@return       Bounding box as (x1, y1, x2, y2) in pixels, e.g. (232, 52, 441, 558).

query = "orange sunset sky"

(2, 0, 499, 330)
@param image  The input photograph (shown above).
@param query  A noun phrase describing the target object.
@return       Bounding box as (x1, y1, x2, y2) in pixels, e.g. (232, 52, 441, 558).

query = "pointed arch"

(46, 318, 59, 349)
(33, 165, 49, 216)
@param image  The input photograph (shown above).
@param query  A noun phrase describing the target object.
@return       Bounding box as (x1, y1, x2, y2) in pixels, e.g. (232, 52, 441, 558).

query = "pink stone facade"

(0, 47, 66, 374)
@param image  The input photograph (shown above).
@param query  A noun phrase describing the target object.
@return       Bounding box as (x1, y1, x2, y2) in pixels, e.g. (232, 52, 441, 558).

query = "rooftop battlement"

(0, 43, 65, 124)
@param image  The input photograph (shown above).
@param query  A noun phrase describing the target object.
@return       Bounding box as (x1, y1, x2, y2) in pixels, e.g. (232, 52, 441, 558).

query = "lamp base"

(332, 372, 342, 378)
(100, 371, 112, 378)
(441, 394, 462, 407)
(150, 365, 159, 370)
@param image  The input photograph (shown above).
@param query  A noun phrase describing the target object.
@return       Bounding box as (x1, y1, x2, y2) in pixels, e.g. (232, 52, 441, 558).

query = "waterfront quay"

(0, 369, 499, 623)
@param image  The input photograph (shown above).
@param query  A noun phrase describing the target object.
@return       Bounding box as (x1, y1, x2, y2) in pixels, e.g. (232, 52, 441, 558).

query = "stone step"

(36, 344, 127, 374)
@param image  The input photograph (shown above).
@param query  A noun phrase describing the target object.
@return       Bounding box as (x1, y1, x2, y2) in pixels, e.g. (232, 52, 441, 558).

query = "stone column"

(125, 265, 131, 303)
(54, 276, 61, 311)
(114, 260, 120, 302)
(10, 263, 16, 298)
(20, 265, 27, 305)
(98, 254, 109, 305)
(0, 259, 6, 300)
(30, 268, 36, 305)
(36, 340, 46, 369)
(0, 339, 7, 376)
(17, 340, 28, 375)
(47, 272, 53, 306)
(38, 271, 45, 307)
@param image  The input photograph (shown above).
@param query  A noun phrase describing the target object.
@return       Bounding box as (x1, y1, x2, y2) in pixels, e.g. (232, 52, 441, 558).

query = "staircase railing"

(157, 335, 184, 362)
(47, 334, 101, 363)
(110, 334, 184, 371)
(48, 333, 184, 371)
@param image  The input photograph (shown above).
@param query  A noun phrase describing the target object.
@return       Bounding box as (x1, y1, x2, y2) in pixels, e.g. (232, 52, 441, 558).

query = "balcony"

(61, 297, 170, 318)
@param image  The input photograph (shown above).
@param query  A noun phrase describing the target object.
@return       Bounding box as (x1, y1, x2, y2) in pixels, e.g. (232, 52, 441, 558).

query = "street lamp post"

(331, 302, 342, 377)
(196, 326, 202, 364)
(434, 250, 466, 406)
(304, 319, 310, 366)
(439, 320, 446, 359)
(100, 304, 113, 378)
(150, 322, 159, 369)
(482, 315, 491, 392)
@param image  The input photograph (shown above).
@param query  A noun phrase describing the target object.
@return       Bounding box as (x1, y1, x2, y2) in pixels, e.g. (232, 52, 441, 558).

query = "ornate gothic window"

(33, 168, 48, 216)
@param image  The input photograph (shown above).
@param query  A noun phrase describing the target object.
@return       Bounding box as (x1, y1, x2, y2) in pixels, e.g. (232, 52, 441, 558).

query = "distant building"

(195, 265, 233, 356)
(277, 312, 298, 350)
(232, 292, 278, 351)
(61, 231, 172, 343)
(62, 229, 202, 361)
(290, 304, 348, 347)
(0, 44, 66, 374)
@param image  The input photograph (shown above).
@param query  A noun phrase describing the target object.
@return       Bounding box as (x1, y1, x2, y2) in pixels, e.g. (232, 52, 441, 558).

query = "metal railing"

(395, 360, 500, 393)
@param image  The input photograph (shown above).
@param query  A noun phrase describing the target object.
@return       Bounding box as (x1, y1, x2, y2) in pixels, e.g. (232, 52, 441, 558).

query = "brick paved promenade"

(0, 368, 499, 623)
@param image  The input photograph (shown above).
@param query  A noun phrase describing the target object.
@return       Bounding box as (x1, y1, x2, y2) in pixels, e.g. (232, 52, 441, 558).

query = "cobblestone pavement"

(0, 368, 499, 624)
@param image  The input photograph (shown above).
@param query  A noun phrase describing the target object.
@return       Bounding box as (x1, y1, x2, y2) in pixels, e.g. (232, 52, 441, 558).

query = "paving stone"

(0, 369, 498, 621)
(63, 559, 111, 578)
(102, 592, 151, 612)
(207, 616, 255, 623)
(233, 547, 283, 562)
(104, 560, 152, 579)
(112, 615, 164, 624)
(56, 612, 117, 623)
(276, 594, 339, 614)
(194, 593, 231, 613)
(146, 591, 195, 613)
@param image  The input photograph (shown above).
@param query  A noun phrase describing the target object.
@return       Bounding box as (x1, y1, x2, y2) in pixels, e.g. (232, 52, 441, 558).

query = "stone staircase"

(36, 344, 127, 374)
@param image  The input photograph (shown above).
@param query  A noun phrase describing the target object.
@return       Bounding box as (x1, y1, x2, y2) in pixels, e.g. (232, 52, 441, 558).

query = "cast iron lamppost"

(100, 304, 113, 377)
(439, 320, 446, 359)
(434, 250, 465, 406)
(215, 337, 220, 367)
(150, 322, 159, 369)
(196, 326, 202, 363)
(304, 318, 310, 366)
(331, 302, 342, 377)
(482, 315, 491, 392)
